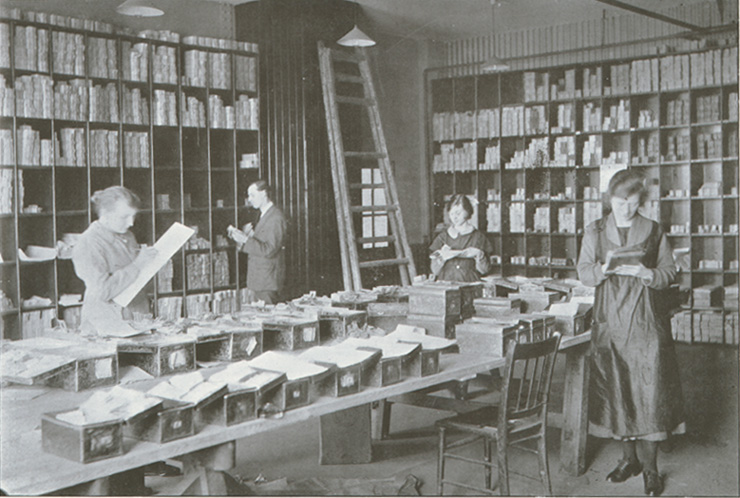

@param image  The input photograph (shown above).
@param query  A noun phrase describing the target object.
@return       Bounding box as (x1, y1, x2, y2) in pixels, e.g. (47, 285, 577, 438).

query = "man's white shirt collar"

(260, 202, 274, 216)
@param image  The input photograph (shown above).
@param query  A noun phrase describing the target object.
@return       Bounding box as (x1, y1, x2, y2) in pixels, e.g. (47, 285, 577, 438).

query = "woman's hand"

(438, 244, 457, 261)
(134, 246, 158, 269)
(612, 263, 653, 281)
(460, 247, 484, 259)
(601, 250, 615, 275)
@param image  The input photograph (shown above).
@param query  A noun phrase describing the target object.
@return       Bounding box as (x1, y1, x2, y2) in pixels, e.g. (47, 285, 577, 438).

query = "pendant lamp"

(337, 2, 375, 47)
(337, 25, 376, 47)
(480, 0, 509, 72)
(117, 0, 164, 17)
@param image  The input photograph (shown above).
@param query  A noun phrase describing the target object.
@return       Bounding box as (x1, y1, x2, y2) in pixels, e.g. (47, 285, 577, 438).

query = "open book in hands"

(603, 244, 647, 273)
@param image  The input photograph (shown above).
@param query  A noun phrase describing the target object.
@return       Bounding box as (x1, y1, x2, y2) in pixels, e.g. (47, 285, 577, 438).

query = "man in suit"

(228, 180, 287, 304)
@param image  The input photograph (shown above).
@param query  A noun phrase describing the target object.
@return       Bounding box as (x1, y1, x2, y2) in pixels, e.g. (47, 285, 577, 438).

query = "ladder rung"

(335, 73, 364, 84)
(331, 50, 362, 63)
(350, 205, 398, 213)
(345, 151, 386, 159)
(336, 95, 372, 106)
(357, 235, 396, 244)
(359, 258, 410, 269)
(349, 182, 385, 189)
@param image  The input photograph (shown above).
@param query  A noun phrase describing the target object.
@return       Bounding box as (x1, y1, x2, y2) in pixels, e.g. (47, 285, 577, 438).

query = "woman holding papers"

(577, 169, 683, 497)
(72, 186, 157, 333)
(429, 194, 492, 282)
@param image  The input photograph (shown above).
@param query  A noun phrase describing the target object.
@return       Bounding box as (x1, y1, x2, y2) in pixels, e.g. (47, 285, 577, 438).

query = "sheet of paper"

(89, 315, 151, 337)
(114, 222, 194, 307)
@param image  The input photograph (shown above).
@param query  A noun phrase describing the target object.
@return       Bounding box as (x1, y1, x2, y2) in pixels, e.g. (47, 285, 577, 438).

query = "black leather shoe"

(606, 460, 643, 482)
(643, 470, 664, 496)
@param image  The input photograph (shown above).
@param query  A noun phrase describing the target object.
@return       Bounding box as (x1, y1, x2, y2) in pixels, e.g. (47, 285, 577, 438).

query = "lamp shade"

(337, 25, 375, 47)
(116, 0, 164, 17)
(480, 55, 509, 73)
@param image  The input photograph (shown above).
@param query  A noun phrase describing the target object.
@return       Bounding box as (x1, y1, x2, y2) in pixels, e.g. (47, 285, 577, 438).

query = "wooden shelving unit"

(426, 41, 739, 345)
(0, 12, 260, 339)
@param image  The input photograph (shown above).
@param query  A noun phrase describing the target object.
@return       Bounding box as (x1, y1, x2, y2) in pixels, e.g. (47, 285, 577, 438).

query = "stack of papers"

(299, 345, 377, 369)
(148, 371, 226, 405)
(338, 337, 419, 359)
(56, 386, 161, 425)
(248, 351, 328, 381)
(385, 325, 456, 350)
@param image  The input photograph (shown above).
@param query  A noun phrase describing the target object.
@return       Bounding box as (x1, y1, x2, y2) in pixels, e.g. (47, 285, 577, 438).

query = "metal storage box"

(455, 318, 524, 357)
(3, 338, 117, 391)
(405, 314, 457, 339)
(261, 316, 320, 351)
(408, 283, 461, 319)
(507, 291, 560, 313)
(195, 387, 256, 427)
(41, 412, 124, 464)
(314, 307, 367, 342)
(367, 302, 409, 332)
(550, 310, 591, 336)
(188, 326, 233, 363)
(473, 297, 521, 317)
(299, 347, 380, 397)
(117, 334, 197, 377)
(361, 354, 403, 387)
(248, 352, 330, 410)
(458, 282, 484, 319)
(124, 399, 195, 443)
(227, 324, 264, 360)
(267, 377, 312, 410)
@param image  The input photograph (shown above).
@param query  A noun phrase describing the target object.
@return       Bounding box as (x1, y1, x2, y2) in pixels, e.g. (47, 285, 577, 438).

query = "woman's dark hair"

(91, 186, 140, 217)
(607, 169, 648, 205)
(250, 180, 273, 200)
(447, 194, 474, 220)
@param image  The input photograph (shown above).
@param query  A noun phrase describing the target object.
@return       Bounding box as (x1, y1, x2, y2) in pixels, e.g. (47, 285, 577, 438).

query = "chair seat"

(437, 406, 545, 439)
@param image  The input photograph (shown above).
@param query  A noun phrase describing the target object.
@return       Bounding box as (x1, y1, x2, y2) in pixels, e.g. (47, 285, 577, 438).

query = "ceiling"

(216, 0, 728, 42)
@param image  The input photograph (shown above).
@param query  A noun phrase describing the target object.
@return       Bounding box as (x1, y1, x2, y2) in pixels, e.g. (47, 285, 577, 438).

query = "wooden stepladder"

(318, 41, 416, 291)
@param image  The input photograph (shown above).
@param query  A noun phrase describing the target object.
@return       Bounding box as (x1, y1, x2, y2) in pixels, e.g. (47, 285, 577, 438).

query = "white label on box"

(244, 337, 257, 356)
(292, 388, 301, 398)
(172, 420, 182, 430)
(169, 350, 187, 369)
(94, 358, 113, 379)
(303, 327, 316, 342)
(340, 372, 356, 388)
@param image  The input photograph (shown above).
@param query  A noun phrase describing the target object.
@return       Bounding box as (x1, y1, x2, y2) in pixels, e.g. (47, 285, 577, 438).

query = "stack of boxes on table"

(453, 276, 593, 358)
(1, 286, 457, 464)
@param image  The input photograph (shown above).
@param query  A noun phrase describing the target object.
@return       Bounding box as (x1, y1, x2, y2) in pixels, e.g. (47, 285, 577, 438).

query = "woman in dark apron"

(577, 169, 684, 496)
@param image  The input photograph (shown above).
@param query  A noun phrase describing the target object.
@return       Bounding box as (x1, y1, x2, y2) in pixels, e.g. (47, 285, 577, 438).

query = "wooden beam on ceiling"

(593, 0, 706, 32)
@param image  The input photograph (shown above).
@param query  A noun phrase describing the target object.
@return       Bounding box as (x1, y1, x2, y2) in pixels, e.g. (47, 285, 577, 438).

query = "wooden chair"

(436, 332, 562, 495)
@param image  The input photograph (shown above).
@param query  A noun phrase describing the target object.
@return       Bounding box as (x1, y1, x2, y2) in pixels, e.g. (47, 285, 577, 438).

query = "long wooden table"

(0, 333, 590, 495)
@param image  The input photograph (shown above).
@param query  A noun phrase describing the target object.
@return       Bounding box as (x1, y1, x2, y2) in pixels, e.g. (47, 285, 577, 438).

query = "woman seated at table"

(429, 194, 492, 282)
(72, 186, 157, 332)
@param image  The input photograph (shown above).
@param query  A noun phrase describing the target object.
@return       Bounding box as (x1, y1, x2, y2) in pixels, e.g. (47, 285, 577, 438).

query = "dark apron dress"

(589, 221, 684, 440)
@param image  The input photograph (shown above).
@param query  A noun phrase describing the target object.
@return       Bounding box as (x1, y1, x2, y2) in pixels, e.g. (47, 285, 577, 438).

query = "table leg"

(319, 403, 372, 464)
(560, 344, 590, 476)
(58, 468, 147, 496)
(371, 399, 393, 440)
(169, 441, 249, 495)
